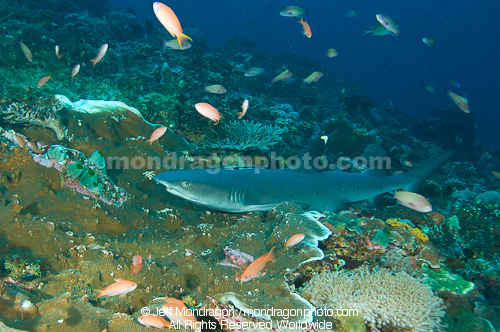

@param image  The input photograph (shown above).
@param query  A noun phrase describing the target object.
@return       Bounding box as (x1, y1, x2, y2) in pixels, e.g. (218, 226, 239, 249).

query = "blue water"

(111, 0, 500, 147)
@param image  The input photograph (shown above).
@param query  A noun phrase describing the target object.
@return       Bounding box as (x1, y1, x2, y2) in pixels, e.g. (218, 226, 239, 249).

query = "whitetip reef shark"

(154, 138, 452, 213)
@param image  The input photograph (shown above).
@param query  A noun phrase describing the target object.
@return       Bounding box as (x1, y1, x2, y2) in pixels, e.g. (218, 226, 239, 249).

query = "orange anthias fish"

(492, 171, 500, 180)
(18, 40, 33, 62)
(298, 18, 312, 38)
(195, 102, 221, 125)
(137, 314, 171, 329)
(237, 247, 276, 282)
(55, 45, 61, 60)
(153, 2, 192, 50)
(271, 70, 292, 85)
(90, 43, 108, 67)
(376, 14, 403, 38)
(147, 126, 168, 144)
(162, 297, 198, 328)
(446, 89, 469, 113)
(326, 48, 338, 58)
(303, 71, 323, 84)
(393, 190, 432, 213)
(284, 234, 305, 250)
(162, 38, 191, 50)
(95, 278, 137, 298)
(203, 84, 226, 94)
(37, 75, 51, 88)
(71, 64, 80, 80)
(130, 255, 143, 275)
(237, 99, 249, 119)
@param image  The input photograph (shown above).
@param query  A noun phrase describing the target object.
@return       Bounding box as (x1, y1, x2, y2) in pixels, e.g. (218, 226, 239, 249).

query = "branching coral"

(1, 101, 67, 140)
(301, 267, 445, 332)
(211, 120, 285, 151)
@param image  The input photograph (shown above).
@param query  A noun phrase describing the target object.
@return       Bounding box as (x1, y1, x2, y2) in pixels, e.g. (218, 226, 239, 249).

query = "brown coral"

(1, 101, 67, 140)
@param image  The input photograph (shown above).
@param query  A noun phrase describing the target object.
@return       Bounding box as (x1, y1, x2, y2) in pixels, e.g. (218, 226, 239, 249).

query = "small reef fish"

(244, 67, 267, 77)
(18, 40, 33, 62)
(237, 246, 276, 282)
(95, 278, 137, 298)
(326, 48, 338, 58)
(345, 11, 358, 18)
(393, 190, 432, 213)
(162, 38, 191, 50)
(298, 18, 312, 38)
(55, 45, 61, 60)
(203, 84, 226, 94)
(425, 85, 436, 94)
(195, 102, 221, 125)
(303, 71, 323, 84)
(280, 6, 308, 18)
(37, 75, 51, 88)
(90, 43, 108, 67)
(363, 21, 392, 37)
(130, 255, 143, 275)
(422, 36, 437, 47)
(284, 234, 305, 250)
(237, 99, 249, 120)
(162, 297, 198, 328)
(153, 2, 192, 50)
(137, 314, 171, 329)
(71, 64, 80, 80)
(271, 70, 292, 85)
(492, 171, 500, 180)
(446, 89, 469, 113)
(147, 126, 168, 144)
(376, 14, 403, 38)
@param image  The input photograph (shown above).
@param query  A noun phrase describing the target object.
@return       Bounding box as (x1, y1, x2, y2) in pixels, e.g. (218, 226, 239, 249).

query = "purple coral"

(220, 247, 254, 268)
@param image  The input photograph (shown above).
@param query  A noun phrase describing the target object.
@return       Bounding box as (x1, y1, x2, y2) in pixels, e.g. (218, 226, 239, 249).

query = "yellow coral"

(386, 218, 428, 242)
(409, 228, 429, 242)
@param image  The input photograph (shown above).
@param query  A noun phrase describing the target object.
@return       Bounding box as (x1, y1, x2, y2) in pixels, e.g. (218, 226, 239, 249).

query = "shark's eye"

(181, 181, 191, 188)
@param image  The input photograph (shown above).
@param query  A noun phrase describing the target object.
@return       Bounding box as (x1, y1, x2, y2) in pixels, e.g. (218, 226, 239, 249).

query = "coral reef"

(301, 267, 445, 332)
(210, 120, 285, 151)
(1, 101, 66, 140)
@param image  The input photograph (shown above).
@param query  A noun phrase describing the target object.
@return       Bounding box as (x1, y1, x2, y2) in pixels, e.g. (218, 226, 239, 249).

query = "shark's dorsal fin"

(291, 135, 329, 172)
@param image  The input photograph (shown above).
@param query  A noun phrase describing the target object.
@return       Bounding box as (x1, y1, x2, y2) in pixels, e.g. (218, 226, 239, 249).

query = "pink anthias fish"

(90, 43, 108, 67)
(236, 247, 276, 282)
(195, 102, 221, 125)
(237, 99, 249, 120)
(55, 45, 62, 60)
(146, 126, 168, 144)
(284, 234, 305, 250)
(95, 278, 137, 298)
(130, 255, 143, 275)
(393, 190, 432, 212)
(137, 314, 171, 328)
(71, 64, 80, 80)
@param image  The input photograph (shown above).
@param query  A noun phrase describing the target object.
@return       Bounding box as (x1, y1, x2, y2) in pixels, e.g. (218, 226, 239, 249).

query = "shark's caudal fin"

(403, 150, 454, 192)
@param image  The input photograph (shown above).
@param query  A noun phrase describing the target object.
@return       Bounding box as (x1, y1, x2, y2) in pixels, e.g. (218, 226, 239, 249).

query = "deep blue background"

(111, 0, 499, 148)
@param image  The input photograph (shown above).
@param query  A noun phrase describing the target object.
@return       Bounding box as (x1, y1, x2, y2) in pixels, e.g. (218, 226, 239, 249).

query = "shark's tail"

(403, 150, 454, 192)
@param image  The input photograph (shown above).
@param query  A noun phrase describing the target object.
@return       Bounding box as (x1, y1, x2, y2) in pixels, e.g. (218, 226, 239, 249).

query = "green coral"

(210, 120, 285, 151)
(422, 263, 475, 295)
(4, 255, 41, 280)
